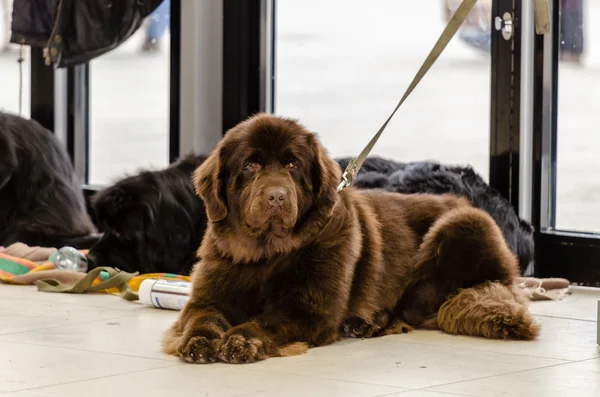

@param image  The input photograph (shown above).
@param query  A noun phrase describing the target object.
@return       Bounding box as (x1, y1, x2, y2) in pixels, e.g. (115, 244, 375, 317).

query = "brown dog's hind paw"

(437, 282, 541, 341)
(490, 313, 541, 340)
(178, 335, 222, 364)
(380, 319, 414, 336)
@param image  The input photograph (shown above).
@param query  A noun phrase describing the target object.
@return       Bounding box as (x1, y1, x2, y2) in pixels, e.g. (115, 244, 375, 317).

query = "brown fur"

(162, 114, 539, 364)
(437, 282, 540, 340)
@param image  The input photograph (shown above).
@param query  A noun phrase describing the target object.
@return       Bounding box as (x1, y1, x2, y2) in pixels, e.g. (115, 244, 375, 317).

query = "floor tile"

(0, 393, 45, 397)
(0, 341, 174, 392)
(246, 337, 566, 389)
(0, 308, 179, 360)
(1, 393, 52, 397)
(528, 287, 599, 321)
(0, 296, 135, 335)
(384, 392, 478, 397)
(0, 285, 143, 311)
(0, 277, 598, 397)
(15, 364, 405, 397)
(393, 315, 599, 361)
(429, 358, 600, 397)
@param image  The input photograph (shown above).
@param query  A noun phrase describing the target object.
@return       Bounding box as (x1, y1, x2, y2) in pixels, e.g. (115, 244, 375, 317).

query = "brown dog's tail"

(437, 281, 540, 340)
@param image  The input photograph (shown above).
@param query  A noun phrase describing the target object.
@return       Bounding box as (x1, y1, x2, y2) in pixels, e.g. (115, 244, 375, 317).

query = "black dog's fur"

(0, 112, 96, 248)
(89, 154, 534, 276)
(88, 155, 208, 275)
(337, 158, 535, 276)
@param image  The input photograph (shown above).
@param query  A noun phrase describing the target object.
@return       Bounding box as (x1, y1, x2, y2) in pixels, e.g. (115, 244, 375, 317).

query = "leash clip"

(337, 159, 357, 192)
(337, 173, 350, 192)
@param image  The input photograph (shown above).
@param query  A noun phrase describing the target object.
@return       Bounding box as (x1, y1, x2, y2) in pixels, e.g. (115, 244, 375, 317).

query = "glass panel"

(555, 0, 600, 233)
(89, 0, 171, 185)
(275, 0, 492, 179)
(0, 0, 30, 117)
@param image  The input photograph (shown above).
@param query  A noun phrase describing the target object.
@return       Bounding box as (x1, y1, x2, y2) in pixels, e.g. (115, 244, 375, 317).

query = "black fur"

(88, 155, 208, 275)
(1, 113, 531, 275)
(338, 157, 535, 275)
(90, 155, 534, 276)
(0, 112, 96, 248)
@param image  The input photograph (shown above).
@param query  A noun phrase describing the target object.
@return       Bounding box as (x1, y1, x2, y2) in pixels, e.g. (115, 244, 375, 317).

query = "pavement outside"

(0, 0, 598, 233)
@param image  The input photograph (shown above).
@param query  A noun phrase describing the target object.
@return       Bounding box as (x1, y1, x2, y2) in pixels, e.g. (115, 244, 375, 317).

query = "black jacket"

(10, 0, 162, 67)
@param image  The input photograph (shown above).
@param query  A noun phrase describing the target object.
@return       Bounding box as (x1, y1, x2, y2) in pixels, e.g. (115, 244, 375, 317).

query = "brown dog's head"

(193, 114, 341, 261)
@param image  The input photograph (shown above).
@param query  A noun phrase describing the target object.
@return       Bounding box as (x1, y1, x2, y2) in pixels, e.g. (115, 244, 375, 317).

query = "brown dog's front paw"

(178, 335, 222, 364)
(218, 334, 271, 364)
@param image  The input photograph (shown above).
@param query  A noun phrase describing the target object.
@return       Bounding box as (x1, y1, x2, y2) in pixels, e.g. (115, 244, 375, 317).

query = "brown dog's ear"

(193, 149, 228, 222)
(309, 134, 342, 209)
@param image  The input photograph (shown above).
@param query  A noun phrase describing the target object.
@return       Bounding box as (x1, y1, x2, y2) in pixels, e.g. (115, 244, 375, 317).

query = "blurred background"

(0, 0, 597, 232)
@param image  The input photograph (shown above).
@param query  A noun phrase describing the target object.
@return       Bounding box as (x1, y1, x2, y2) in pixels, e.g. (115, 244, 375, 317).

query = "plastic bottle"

(49, 246, 88, 272)
(138, 279, 191, 310)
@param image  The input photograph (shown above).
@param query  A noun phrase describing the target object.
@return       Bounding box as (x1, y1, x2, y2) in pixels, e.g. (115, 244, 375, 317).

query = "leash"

(534, 0, 550, 35)
(337, 0, 550, 191)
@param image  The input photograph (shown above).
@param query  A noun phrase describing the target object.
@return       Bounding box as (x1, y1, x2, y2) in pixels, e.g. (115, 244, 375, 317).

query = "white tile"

(16, 364, 405, 397)
(246, 337, 566, 389)
(1, 279, 599, 397)
(0, 308, 179, 360)
(0, 296, 135, 335)
(0, 341, 174, 392)
(529, 287, 600, 322)
(429, 358, 600, 397)
(393, 316, 599, 361)
(383, 392, 477, 397)
(0, 285, 143, 311)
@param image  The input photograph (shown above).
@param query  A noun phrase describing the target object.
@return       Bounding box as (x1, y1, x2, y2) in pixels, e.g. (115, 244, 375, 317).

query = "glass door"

(554, 0, 598, 233)
(532, 0, 600, 285)
(276, 0, 493, 179)
(0, 3, 30, 118)
(88, 1, 172, 185)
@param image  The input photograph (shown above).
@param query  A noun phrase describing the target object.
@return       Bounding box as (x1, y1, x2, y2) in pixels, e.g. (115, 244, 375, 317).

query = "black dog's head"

(88, 155, 208, 275)
(0, 112, 96, 247)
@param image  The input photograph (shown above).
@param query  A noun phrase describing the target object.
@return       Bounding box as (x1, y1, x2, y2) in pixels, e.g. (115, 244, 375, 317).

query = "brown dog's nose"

(266, 188, 287, 206)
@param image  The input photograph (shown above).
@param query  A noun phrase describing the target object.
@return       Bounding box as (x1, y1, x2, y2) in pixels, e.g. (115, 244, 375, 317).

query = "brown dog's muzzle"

(265, 187, 287, 208)
(244, 174, 299, 236)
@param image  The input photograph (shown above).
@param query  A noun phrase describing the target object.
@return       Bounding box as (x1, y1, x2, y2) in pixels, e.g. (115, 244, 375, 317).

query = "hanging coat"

(10, 0, 163, 67)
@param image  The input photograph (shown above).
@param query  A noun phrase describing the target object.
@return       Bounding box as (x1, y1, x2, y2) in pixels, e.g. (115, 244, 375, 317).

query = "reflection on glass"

(276, 0, 491, 179)
(0, 0, 30, 117)
(89, 1, 170, 185)
(556, 0, 599, 232)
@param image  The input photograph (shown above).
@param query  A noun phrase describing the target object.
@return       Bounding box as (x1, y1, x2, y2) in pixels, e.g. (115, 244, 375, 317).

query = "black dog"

(0, 112, 96, 248)
(338, 158, 535, 276)
(90, 154, 534, 276)
(88, 155, 208, 275)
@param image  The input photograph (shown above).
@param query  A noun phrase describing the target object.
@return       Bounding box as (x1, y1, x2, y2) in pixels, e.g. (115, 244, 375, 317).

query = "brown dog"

(163, 114, 539, 364)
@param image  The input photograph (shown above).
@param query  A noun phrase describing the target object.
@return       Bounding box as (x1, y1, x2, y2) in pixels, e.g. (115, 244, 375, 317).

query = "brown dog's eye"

(285, 162, 296, 170)
(243, 162, 261, 173)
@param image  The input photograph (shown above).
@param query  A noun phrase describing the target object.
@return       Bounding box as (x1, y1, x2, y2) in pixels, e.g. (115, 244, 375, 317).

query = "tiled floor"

(0, 285, 598, 397)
